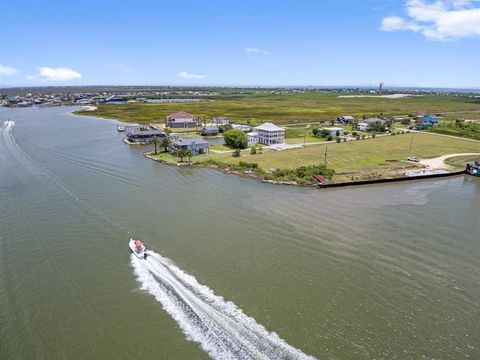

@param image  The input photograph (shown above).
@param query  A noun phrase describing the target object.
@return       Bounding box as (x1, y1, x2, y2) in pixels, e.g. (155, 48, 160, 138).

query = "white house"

(321, 127, 344, 137)
(231, 124, 251, 132)
(254, 122, 285, 145)
(211, 116, 231, 125)
(247, 132, 259, 147)
(357, 122, 369, 131)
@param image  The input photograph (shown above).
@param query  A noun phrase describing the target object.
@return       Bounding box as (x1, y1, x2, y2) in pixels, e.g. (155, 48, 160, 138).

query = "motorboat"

(117, 125, 126, 132)
(129, 239, 149, 259)
(466, 161, 480, 176)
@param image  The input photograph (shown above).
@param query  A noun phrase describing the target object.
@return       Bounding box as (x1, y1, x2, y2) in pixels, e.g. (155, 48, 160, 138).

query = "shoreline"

(143, 151, 472, 189)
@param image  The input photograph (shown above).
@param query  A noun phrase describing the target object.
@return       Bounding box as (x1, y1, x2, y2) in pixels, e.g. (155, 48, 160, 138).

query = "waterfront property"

(171, 138, 210, 155)
(126, 130, 166, 144)
(254, 122, 285, 145)
(165, 111, 198, 128)
(321, 127, 344, 137)
(201, 126, 220, 136)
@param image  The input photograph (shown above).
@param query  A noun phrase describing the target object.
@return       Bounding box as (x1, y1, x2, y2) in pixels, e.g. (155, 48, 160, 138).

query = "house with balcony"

(165, 111, 198, 128)
(254, 123, 285, 145)
(247, 132, 259, 147)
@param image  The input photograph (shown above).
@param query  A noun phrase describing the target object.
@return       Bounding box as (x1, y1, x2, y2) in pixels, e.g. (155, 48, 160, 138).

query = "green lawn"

(192, 132, 480, 173)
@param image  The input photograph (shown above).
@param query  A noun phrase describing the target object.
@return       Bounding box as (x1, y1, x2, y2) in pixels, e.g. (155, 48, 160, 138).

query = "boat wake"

(131, 251, 315, 360)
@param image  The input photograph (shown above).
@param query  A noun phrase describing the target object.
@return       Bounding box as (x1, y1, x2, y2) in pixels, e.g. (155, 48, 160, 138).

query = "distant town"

(2, 85, 480, 108)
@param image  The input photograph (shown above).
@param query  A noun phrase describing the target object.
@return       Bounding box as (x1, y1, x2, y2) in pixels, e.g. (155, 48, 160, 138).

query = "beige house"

(165, 111, 198, 128)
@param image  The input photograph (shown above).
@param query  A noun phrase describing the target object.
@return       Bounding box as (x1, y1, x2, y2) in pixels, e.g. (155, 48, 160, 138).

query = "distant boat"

(129, 239, 149, 259)
(466, 162, 480, 176)
(117, 126, 126, 132)
(3, 119, 14, 127)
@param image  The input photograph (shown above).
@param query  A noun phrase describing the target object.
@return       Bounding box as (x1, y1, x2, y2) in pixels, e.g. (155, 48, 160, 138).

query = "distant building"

(211, 116, 231, 125)
(171, 138, 209, 155)
(201, 126, 220, 136)
(337, 115, 355, 124)
(321, 127, 344, 137)
(422, 115, 439, 124)
(356, 118, 386, 131)
(165, 111, 198, 128)
(357, 122, 370, 131)
(247, 132, 259, 147)
(126, 130, 166, 144)
(254, 122, 285, 145)
(231, 124, 251, 132)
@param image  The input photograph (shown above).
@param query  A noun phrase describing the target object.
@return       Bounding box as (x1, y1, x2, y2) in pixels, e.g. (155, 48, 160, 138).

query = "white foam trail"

(131, 252, 315, 360)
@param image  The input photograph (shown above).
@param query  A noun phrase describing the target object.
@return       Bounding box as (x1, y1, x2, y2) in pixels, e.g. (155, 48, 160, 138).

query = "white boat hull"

(129, 239, 148, 259)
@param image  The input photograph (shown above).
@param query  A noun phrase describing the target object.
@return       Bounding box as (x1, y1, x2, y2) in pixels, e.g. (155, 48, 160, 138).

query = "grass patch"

(445, 155, 480, 170)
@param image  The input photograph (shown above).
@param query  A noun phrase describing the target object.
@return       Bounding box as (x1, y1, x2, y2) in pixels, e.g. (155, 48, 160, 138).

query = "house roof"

(254, 122, 284, 131)
(173, 137, 209, 146)
(321, 127, 343, 131)
(168, 111, 194, 119)
(203, 126, 219, 131)
(127, 130, 165, 136)
(339, 115, 355, 120)
(363, 118, 385, 124)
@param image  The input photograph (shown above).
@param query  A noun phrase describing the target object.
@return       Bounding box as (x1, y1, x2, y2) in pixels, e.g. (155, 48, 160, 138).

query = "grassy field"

(76, 92, 480, 126)
(149, 132, 480, 182)
(445, 155, 480, 169)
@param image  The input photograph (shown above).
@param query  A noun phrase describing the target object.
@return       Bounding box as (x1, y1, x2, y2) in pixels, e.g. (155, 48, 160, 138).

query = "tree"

(186, 149, 192, 164)
(160, 135, 171, 152)
(178, 149, 189, 162)
(224, 129, 248, 149)
(219, 124, 233, 133)
(151, 136, 160, 155)
(232, 149, 241, 157)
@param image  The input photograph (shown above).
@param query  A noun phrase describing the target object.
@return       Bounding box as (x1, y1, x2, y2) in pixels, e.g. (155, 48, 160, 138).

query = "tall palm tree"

(151, 136, 159, 155)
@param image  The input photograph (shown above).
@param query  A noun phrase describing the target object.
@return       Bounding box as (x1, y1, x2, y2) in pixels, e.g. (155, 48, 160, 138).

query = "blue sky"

(1, 0, 479, 88)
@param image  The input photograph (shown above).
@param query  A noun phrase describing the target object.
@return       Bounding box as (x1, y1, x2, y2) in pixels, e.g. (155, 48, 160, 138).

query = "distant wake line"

(131, 252, 315, 360)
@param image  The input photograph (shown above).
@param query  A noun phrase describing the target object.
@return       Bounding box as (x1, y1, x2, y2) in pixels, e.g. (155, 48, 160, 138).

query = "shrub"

(327, 135, 333, 141)
(250, 147, 257, 155)
(224, 129, 248, 149)
(232, 149, 241, 157)
(336, 137, 341, 143)
(352, 131, 358, 136)
(372, 133, 376, 138)
(239, 161, 258, 169)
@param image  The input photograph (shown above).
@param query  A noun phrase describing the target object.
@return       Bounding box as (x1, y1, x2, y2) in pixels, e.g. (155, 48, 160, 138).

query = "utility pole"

(324, 145, 328, 165)
(304, 132, 306, 146)
(409, 132, 414, 151)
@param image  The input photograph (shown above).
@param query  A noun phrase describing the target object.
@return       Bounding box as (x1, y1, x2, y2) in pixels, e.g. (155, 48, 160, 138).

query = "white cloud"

(380, 0, 480, 40)
(0, 64, 19, 75)
(38, 67, 82, 81)
(177, 71, 207, 79)
(245, 47, 271, 55)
